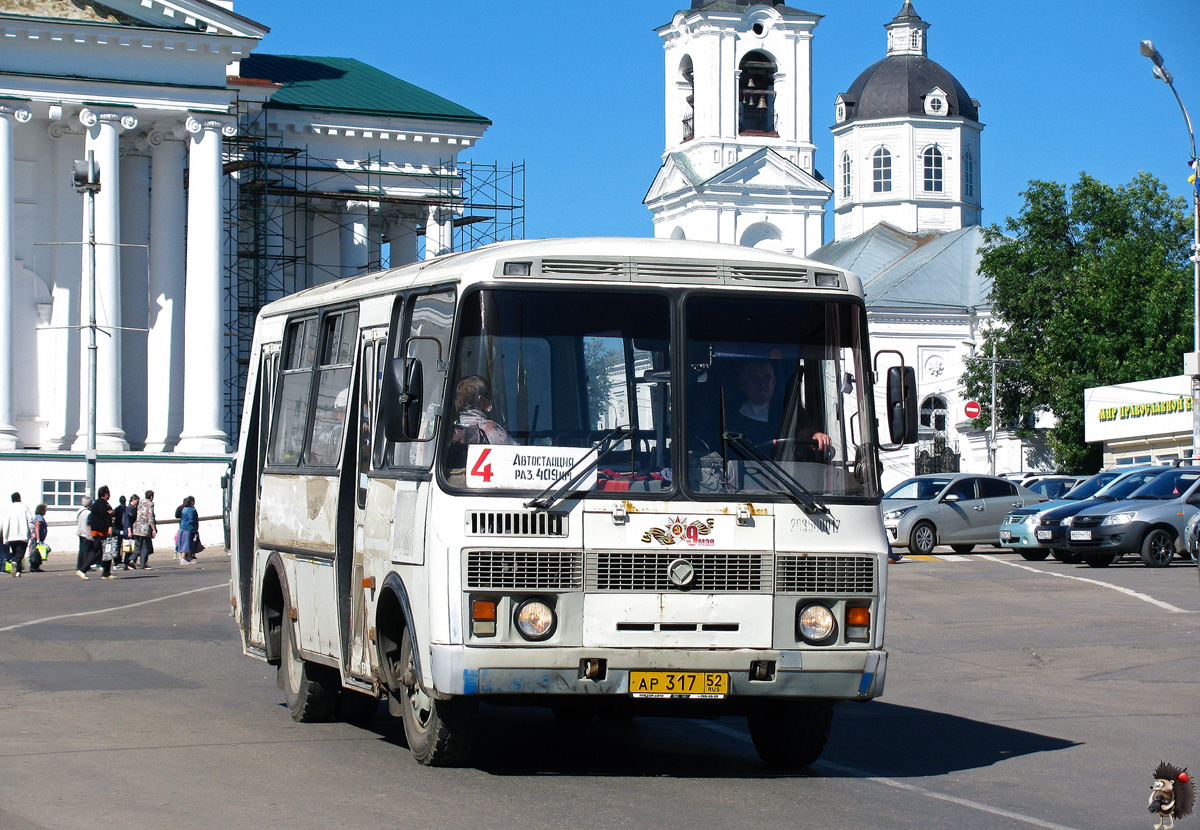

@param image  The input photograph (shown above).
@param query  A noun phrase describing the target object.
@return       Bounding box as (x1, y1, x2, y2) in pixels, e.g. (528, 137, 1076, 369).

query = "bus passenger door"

(344, 330, 388, 680)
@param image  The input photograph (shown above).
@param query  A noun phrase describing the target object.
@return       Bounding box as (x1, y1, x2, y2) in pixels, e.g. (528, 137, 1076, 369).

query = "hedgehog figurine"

(1150, 762, 1195, 829)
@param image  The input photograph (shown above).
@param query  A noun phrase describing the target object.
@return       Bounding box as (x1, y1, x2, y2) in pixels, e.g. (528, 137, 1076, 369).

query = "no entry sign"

(964, 400, 981, 418)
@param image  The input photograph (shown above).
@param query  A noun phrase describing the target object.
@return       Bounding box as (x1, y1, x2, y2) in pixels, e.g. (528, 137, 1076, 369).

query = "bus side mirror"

(381, 356, 424, 442)
(886, 366, 918, 445)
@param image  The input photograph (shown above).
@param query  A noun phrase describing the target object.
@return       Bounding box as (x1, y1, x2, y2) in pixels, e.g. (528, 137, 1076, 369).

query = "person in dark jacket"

(177, 496, 199, 564)
(121, 493, 139, 570)
(78, 485, 115, 580)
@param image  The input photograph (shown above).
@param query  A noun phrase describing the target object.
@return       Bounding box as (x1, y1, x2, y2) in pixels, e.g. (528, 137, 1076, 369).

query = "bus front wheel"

(279, 613, 339, 723)
(747, 700, 834, 768)
(398, 631, 477, 766)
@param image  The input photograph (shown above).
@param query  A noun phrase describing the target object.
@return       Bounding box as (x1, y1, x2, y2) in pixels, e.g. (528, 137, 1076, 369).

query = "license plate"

(1036, 530, 1052, 541)
(999, 530, 1012, 541)
(629, 671, 728, 699)
(1070, 530, 1092, 541)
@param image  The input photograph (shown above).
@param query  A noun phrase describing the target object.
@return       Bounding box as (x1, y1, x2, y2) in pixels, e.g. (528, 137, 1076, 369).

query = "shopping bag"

(102, 536, 119, 562)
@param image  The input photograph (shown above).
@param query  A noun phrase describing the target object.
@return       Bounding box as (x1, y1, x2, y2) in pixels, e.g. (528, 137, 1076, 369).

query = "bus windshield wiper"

(722, 431, 830, 514)
(525, 425, 634, 511)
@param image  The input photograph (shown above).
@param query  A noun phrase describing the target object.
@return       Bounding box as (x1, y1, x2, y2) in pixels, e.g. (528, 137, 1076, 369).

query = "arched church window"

(923, 146, 943, 193)
(872, 148, 892, 193)
(738, 51, 777, 135)
(920, 395, 948, 432)
(680, 56, 695, 143)
(910, 30, 921, 51)
(964, 148, 975, 198)
(842, 152, 852, 199)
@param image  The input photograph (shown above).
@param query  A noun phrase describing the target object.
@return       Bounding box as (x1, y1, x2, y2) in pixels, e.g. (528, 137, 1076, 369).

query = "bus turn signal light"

(846, 606, 870, 642)
(471, 599, 497, 637)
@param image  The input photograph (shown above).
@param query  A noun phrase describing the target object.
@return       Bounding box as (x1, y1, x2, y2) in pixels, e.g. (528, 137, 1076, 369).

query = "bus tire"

(747, 700, 834, 768)
(279, 614, 339, 723)
(1019, 549, 1050, 561)
(909, 522, 936, 556)
(398, 630, 477, 766)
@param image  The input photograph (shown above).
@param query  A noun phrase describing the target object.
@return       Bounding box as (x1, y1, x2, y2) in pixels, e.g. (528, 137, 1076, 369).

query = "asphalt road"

(0, 547, 1196, 830)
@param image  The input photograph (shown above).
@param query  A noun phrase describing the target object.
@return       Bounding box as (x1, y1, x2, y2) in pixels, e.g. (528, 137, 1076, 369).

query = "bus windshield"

(442, 287, 878, 500)
(684, 293, 877, 500)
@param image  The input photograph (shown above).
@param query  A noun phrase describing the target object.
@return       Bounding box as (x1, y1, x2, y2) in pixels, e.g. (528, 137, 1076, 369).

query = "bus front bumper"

(429, 645, 887, 701)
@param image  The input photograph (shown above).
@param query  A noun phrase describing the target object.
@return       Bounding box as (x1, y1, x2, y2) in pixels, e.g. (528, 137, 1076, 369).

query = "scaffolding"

(221, 101, 525, 437)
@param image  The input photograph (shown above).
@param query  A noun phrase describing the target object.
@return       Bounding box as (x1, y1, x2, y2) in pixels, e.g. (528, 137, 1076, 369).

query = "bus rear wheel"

(747, 700, 834, 768)
(279, 614, 339, 723)
(398, 630, 477, 766)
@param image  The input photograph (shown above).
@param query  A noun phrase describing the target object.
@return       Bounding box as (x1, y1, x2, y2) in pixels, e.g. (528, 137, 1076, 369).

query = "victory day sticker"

(465, 445, 596, 490)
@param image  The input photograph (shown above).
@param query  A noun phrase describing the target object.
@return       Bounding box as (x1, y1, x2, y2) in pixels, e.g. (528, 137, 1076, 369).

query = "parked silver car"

(882, 473, 1044, 555)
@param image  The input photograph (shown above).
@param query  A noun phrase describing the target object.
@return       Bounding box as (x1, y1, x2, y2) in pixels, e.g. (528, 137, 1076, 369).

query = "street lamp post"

(1140, 39, 1200, 465)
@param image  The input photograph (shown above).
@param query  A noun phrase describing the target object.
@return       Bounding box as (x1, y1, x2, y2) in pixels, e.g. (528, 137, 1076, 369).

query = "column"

(119, 144, 150, 449)
(424, 205, 454, 260)
(340, 200, 370, 277)
(144, 124, 186, 452)
(384, 210, 419, 267)
(176, 115, 235, 454)
(0, 103, 32, 449)
(75, 107, 137, 452)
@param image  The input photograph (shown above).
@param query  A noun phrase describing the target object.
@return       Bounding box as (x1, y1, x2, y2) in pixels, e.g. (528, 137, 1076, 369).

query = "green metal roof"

(241, 54, 490, 125)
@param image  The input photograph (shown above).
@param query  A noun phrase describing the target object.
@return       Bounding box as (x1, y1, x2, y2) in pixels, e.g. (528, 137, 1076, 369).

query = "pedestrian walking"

(121, 493, 139, 570)
(113, 495, 127, 542)
(29, 503, 48, 572)
(132, 489, 157, 570)
(75, 496, 93, 574)
(1, 493, 33, 577)
(177, 496, 198, 564)
(78, 486, 116, 580)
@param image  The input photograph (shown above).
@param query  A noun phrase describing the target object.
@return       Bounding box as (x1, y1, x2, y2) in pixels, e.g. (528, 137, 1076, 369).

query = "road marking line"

(979, 555, 1194, 614)
(699, 722, 1085, 830)
(0, 582, 228, 633)
(938, 554, 968, 561)
(905, 554, 937, 561)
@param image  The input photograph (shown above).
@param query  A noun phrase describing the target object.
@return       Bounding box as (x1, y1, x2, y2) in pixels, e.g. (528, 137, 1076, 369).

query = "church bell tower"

(644, 0, 830, 255)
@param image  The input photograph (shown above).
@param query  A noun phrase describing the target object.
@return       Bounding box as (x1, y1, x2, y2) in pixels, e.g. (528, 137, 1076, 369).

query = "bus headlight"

(514, 599, 556, 641)
(797, 602, 837, 645)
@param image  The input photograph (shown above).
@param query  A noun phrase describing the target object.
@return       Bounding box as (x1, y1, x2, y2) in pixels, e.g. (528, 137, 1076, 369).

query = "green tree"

(963, 172, 1193, 473)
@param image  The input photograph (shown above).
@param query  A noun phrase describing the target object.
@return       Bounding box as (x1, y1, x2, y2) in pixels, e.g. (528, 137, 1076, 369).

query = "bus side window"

(304, 309, 359, 468)
(267, 317, 318, 466)
(380, 289, 454, 469)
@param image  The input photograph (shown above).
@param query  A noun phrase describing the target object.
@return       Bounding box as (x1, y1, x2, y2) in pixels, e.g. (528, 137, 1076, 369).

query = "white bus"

(229, 237, 917, 767)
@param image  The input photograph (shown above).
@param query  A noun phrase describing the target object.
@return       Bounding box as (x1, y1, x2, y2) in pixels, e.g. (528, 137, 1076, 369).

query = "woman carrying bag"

(176, 496, 199, 564)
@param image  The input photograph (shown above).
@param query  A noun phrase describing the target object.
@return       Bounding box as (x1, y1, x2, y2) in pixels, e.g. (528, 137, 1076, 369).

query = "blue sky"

(241, 0, 1200, 242)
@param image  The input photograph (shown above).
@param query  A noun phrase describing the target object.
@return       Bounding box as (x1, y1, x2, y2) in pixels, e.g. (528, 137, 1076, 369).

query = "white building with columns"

(0, 0, 491, 548)
(644, 0, 830, 256)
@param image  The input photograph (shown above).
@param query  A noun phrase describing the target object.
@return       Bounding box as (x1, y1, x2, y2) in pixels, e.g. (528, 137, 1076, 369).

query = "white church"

(0, 0, 493, 544)
(646, 0, 1042, 485)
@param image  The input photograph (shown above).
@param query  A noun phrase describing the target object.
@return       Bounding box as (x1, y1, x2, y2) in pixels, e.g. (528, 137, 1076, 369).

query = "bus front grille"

(774, 555, 876, 594)
(465, 511, 568, 537)
(586, 552, 771, 592)
(466, 550, 583, 590)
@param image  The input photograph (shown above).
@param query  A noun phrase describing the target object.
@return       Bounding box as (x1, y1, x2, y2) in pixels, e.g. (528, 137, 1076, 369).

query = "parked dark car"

(1033, 467, 1168, 563)
(1061, 466, 1200, 568)
(999, 470, 1126, 561)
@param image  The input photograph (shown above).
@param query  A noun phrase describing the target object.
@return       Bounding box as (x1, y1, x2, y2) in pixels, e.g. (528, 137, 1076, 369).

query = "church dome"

(689, 1, 787, 8)
(842, 55, 978, 123)
(837, 3, 978, 124)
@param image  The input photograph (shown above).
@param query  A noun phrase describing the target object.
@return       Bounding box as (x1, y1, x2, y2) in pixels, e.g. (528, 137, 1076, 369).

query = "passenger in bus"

(452, 375, 516, 447)
(727, 359, 831, 452)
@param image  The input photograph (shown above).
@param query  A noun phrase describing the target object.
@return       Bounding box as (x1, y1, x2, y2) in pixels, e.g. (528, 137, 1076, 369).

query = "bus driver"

(726, 359, 831, 452)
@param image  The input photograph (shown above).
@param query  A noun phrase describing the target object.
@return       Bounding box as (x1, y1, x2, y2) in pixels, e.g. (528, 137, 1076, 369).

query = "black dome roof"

(691, 0, 786, 6)
(842, 55, 978, 122)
